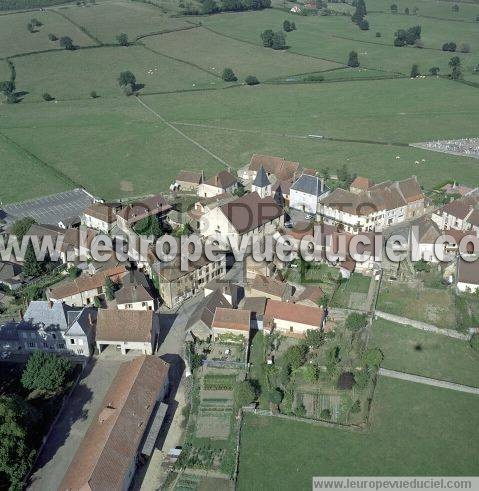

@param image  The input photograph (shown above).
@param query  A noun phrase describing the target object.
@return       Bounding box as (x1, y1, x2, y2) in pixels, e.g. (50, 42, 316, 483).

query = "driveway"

(28, 358, 123, 490)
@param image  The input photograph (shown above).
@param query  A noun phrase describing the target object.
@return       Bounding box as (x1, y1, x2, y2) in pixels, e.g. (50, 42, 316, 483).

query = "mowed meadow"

(1, 0, 479, 202)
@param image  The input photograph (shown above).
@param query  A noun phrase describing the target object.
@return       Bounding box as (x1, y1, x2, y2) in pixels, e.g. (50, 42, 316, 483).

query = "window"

(43, 342, 48, 348)
(70, 338, 75, 345)
(58, 343, 65, 349)
(77, 349, 84, 355)
(28, 342, 35, 348)
(52, 333, 56, 339)
(290, 326, 294, 333)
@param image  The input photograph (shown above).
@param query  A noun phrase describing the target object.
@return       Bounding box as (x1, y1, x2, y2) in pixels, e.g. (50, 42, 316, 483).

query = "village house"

(115, 270, 155, 311)
(431, 196, 479, 233)
(185, 192, 235, 229)
(96, 309, 159, 355)
(0, 261, 23, 290)
(58, 226, 98, 266)
(456, 257, 479, 293)
(204, 279, 244, 308)
(0, 300, 96, 357)
(116, 194, 171, 232)
(264, 299, 325, 337)
(240, 296, 267, 329)
(289, 174, 329, 214)
(292, 285, 325, 308)
(211, 307, 251, 340)
(441, 182, 478, 197)
(199, 192, 284, 248)
(318, 176, 425, 233)
(186, 290, 232, 340)
(154, 254, 227, 309)
(197, 170, 238, 198)
(82, 203, 119, 233)
(173, 170, 204, 192)
(249, 274, 292, 301)
(59, 356, 169, 491)
(48, 264, 128, 306)
(239, 154, 302, 184)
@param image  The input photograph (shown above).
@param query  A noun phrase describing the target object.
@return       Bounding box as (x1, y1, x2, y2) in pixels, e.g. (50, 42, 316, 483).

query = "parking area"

(1, 188, 94, 226)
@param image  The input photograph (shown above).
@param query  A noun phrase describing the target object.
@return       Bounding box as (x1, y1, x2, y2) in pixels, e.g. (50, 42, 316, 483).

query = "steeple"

(252, 164, 271, 188)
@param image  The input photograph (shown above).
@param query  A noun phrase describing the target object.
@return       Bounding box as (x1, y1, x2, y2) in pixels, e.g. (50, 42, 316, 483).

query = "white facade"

(117, 299, 155, 311)
(96, 339, 154, 355)
(197, 182, 237, 198)
(290, 189, 320, 214)
(82, 214, 114, 234)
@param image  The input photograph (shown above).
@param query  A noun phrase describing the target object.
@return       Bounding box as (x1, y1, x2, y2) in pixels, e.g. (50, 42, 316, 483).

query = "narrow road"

(379, 368, 479, 395)
(135, 97, 228, 167)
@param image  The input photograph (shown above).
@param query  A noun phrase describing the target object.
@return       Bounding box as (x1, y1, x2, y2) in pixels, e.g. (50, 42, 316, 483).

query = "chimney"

(88, 312, 93, 325)
(19, 309, 24, 321)
(48, 300, 53, 309)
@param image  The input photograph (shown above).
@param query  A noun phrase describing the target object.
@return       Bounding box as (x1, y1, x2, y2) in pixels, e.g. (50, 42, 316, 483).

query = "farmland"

(1, 0, 479, 204)
(237, 377, 479, 490)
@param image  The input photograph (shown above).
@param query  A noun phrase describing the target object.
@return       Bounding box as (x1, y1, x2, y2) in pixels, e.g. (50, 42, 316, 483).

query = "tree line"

(185, 0, 271, 15)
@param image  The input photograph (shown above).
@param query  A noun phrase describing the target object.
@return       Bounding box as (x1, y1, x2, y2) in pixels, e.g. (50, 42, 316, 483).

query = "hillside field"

(1, 0, 479, 203)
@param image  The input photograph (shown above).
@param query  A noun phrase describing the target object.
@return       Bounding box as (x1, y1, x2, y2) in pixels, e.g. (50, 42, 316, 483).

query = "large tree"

(272, 31, 286, 50)
(221, 67, 237, 82)
(118, 70, 136, 87)
(21, 351, 73, 393)
(260, 29, 274, 47)
(23, 242, 43, 278)
(347, 50, 360, 67)
(116, 32, 129, 46)
(59, 36, 74, 50)
(345, 312, 368, 331)
(0, 396, 37, 489)
(11, 217, 35, 240)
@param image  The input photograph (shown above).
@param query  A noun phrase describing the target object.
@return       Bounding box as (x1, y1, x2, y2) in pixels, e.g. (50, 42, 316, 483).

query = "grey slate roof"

(0, 262, 22, 281)
(252, 165, 271, 188)
(21, 300, 81, 332)
(291, 174, 328, 197)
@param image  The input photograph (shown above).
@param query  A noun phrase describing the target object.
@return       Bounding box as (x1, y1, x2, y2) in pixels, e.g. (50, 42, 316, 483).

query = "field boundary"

(50, 7, 104, 46)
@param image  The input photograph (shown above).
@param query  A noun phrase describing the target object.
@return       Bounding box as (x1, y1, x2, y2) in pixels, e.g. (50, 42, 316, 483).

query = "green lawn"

(376, 281, 457, 329)
(0, 10, 95, 59)
(237, 377, 479, 490)
(332, 272, 371, 309)
(55, 1, 191, 44)
(371, 318, 479, 387)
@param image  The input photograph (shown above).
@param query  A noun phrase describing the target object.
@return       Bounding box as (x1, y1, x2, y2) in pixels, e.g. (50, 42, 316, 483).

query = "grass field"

(371, 318, 479, 387)
(55, 1, 192, 44)
(1, 0, 479, 204)
(13, 45, 220, 101)
(376, 280, 457, 328)
(237, 377, 479, 489)
(0, 9, 95, 59)
(145, 26, 342, 82)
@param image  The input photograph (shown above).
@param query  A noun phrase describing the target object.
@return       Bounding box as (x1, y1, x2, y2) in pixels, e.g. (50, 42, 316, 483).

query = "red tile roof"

(59, 356, 169, 491)
(264, 299, 324, 328)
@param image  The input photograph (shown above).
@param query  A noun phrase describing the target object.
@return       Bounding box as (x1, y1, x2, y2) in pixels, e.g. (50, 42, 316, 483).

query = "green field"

(0, 9, 96, 59)
(1, 0, 479, 204)
(237, 377, 479, 489)
(371, 318, 479, 387)
(55, 1, 192, 44)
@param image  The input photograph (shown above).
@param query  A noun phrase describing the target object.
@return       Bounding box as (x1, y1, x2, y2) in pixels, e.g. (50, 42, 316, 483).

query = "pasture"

(0, 9, 95, 59)
(237, 377, 479, 490)
(371, 318, 479, 387)
(54, 1, 192, 44)
(1, 0, 479, 203)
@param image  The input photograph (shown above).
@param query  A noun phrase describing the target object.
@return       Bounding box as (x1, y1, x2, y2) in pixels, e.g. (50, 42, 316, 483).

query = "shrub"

(354, 368, 370, 389)
(410, 64, 420, 78)
(21, 351, 73, 392)
(221, 67, 237, 82)
(234, 380, 256, 408)
(295, 402, 306, 417)
(48, 33, 58, 41)
(358, 19, 369, 30)
(116, 32, 129, 46)
(269, 388, 283, 405)
(347, 50, 359, 68)
(320, 408, 331, 419)
(303, 74, 324, 82)
(375, 32, 381, 37)
(90, 90, 99, 98)
(442, 42, 456, 52)
(42, 92, 54, 101)
(351, 399, 361, 413)
(345, 312, 368, 331)
(245, 75, 260, 85)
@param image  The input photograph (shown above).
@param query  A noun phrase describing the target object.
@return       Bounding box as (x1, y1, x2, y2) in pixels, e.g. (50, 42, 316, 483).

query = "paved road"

(379, 368, 479, 395)
(28, 358, 124, 490)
